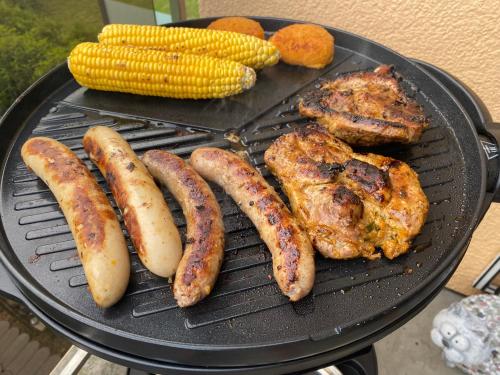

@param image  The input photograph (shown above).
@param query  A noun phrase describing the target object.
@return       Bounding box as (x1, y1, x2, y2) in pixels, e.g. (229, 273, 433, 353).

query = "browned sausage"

(190, 148, 315, 301)
(142, 150, 224, 307)
(21, 137, 130, 308)
(83, 126, 182, 277)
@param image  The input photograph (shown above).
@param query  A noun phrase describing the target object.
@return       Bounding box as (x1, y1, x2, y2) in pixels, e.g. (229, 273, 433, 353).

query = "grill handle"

(412, 59, 500, 206)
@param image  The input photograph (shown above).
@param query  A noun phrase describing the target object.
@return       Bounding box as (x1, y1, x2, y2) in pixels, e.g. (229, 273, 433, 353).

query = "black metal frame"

(98, 0, 187, 25)
(473, 255, 500, 294)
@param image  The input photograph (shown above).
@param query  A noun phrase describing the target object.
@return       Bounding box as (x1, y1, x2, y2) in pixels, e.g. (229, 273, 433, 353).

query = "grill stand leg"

(307, 346, 378, 375)
(335, 345, 378, 375)
(49, 346, 90, 375)
(126, 369, 154, 375)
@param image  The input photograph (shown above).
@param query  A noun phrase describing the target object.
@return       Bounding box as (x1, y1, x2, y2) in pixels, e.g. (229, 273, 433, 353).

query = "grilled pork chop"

(299, 65, 428, 146)
(264, 125, 429, 260)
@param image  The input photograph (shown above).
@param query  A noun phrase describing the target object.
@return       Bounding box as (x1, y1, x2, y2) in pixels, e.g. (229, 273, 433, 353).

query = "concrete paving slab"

(375, 289, 464, 375)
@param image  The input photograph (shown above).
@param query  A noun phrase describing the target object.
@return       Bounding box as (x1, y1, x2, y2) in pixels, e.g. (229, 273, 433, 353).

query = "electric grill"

(0, 17, 499, 375)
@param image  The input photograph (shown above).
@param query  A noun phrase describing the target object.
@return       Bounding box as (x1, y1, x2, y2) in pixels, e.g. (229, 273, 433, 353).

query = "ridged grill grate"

(12, 96, 454, 327)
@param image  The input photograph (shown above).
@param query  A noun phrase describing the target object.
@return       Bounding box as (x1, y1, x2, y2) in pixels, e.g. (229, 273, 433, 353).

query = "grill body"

(0, 17, 498, 374)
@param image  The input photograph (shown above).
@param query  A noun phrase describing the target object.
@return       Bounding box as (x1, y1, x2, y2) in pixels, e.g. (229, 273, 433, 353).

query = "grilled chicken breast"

(264, 125, 429, 260)
(299, 65, 428, 146)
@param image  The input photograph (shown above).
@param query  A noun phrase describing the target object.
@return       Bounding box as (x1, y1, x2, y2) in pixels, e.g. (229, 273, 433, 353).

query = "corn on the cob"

(68, 42, 256, 99)
(98, 24, 280, 70)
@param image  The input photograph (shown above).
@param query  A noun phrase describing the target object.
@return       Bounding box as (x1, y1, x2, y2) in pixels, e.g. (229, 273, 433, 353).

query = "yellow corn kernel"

(98, 24, 280, 69)
(68, 42, 256, 99)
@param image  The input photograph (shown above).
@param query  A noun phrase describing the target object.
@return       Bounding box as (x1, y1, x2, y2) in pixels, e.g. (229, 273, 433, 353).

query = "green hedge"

(0, 0, 200, 115)
(0, 0, 101, 114)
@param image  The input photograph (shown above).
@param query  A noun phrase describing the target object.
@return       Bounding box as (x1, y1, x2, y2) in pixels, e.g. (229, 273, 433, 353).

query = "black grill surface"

(0, 18, 484, 369)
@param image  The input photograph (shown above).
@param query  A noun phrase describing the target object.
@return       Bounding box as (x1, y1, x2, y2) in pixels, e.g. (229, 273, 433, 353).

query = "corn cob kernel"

(98, 24, 280, 69)
(68, 42, 256, 99)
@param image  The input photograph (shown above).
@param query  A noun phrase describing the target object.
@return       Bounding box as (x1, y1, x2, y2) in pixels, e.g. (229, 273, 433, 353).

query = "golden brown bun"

(269, 24, 334, 69)
(207, 17, 265, 39)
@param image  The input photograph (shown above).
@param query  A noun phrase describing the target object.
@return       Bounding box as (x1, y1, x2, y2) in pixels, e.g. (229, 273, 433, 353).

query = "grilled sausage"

(21, 137, 130, 308)
(143, 150, 224, 307)
(190, 148, 315, 301)
(83, 127, 182, 277)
